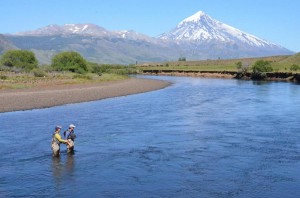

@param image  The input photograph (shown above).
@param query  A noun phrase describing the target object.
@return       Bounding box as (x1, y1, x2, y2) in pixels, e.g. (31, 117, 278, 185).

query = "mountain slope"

(158, 11, 292, 59)
(16, 24, 110, 36)
(0, 34, 18, 54)
(279, 52, 300, 64)
(4, 11, 294, 64)
(6, 34, 179, 64)
(159, 11, 272, 46)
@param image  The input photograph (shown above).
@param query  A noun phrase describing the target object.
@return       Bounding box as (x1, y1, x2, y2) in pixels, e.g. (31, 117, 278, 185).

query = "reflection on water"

(66, 154, 75, 174)
(52, 154, 75, 181)
(52, 157, 63, 180)
(1, 76, 300, 197)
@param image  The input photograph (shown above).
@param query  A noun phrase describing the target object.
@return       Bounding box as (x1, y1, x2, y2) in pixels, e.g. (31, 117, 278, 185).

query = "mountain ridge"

(159, 11, 278, 48)
(2, 11, 294, 64)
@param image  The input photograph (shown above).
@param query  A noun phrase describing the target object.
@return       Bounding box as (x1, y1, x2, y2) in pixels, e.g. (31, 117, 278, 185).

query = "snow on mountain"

(6, 11, 293, 64)
(159, 11, 277, 48)
(15, 24, 110, 36)
(113, 30, 160, 43)
(15, 24, 155, 42)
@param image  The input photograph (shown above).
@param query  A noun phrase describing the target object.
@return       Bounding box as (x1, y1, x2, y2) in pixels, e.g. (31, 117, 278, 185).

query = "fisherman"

(64, 124, 76, 153)
(51, 125, 69, 157)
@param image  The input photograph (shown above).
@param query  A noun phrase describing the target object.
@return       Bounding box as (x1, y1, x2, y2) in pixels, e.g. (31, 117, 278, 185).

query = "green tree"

(51, 51, 88, 74)
(251, 60, 273, 80)
(178, 57, 186, 61)
(236, 61, 242, 70)
(251, 60, 273, 73)
(0, 50, 38, 70)
(290, 64, 300, 71)
(235, 61, 249, 79)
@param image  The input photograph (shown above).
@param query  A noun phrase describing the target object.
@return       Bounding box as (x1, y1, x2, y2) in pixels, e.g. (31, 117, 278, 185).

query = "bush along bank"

(236, 71, 300, 82)
(142, 69, 300, 83)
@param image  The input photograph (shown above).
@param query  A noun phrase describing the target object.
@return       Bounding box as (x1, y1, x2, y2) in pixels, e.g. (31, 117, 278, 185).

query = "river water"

(1, 76, 300, 198)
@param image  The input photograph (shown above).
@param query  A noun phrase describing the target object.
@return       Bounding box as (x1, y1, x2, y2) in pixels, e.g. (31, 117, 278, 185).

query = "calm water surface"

(1, 76, 300, 198)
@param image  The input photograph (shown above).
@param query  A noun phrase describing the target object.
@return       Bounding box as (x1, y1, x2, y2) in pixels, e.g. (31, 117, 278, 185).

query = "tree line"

(0, 50, 138, 76)
(0, 50, 88, 73)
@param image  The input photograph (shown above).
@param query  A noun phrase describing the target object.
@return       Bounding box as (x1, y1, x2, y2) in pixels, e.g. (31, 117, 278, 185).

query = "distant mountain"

(16, 24, 110, 36)
(16, 24, 158, 42)
(6, 34, 177, 64)
(3, 11, 294, 64)
(158, 11, 292, 59)
(0, 34, 18, 54)
(159, 11, 272, 46)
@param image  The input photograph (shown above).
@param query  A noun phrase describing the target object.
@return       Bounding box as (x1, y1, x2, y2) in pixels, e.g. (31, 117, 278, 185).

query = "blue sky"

(1, 0, 299, 52)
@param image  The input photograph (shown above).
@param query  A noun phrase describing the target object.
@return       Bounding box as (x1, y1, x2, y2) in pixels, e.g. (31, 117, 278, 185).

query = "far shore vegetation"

(0, 50, 139, 90)
(138, 53, 300, 80)
(1, 49, 299, 90)
(138, 53, 300, 73)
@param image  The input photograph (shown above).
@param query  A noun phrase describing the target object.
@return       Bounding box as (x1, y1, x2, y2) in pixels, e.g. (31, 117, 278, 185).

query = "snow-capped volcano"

(5, 11, 293, 64)
(159, 11, 276, 47)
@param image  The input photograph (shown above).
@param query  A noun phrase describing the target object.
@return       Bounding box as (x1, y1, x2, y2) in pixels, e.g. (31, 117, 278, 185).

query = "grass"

(138, 54, 300, 73)
(0, 71, 130, 90)
(1, 53, 299, 91)
(96, 73, 129, 81)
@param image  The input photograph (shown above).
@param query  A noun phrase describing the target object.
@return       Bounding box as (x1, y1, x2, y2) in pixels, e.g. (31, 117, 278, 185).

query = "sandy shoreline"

(0, 78, 171, 113)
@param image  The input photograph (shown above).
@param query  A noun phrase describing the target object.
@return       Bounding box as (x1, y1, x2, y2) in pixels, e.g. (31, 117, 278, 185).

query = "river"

(1, 76, 300, 197)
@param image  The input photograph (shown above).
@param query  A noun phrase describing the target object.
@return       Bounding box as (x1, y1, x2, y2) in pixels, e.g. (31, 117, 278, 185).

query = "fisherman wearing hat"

(51, 125, 69, 157)
(64, 124, 77, 153)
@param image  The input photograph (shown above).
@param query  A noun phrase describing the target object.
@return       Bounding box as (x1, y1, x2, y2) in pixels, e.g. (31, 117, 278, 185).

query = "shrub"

(32, 68, 47, 77)
(0, 75, 8, 80)
(236, 61, 242, 70)
(251, 60, 273, 80)
(178, 57, 186, 61)
(73, 74, 92, 80)
(0, 50, 38, 71)
(88, 62, 103, 76)
(51, 51, 88, 74)
(251, 60, 273, 73)
(290, 64, 300, 71)
(89, 63, 138, 75)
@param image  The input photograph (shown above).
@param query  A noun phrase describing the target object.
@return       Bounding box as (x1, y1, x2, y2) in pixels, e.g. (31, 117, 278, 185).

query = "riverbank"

(0, 77, 170, 113)
(142, 70, 300, 82)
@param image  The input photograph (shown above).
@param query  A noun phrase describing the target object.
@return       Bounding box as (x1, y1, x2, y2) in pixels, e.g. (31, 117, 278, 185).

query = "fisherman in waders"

(64, 124, 76, 154)
(51, 126, 69, 157)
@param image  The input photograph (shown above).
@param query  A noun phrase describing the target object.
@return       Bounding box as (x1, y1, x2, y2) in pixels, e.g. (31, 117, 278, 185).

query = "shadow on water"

(252, 80, 273, 86)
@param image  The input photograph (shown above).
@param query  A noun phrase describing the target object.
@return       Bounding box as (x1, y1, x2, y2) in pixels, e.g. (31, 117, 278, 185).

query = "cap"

(55, 125, 62, 130)
(69, 124, 76, 128)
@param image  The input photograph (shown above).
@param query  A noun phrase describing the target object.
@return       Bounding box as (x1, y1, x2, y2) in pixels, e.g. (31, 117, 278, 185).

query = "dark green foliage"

(251, 71, 267, 80)
(0, 50, 38, 71)
(178, 57, 186, 61)
(88, 62, 102, 76)
(0, 75, 8, 80)
(51, 51, 88, 74)
(251, 60, 273, 73)
(290, 64, 300, 71)
(236, 61, 242, 70)
(88, 63, 138, 75)
(251, 60, 273, 80)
